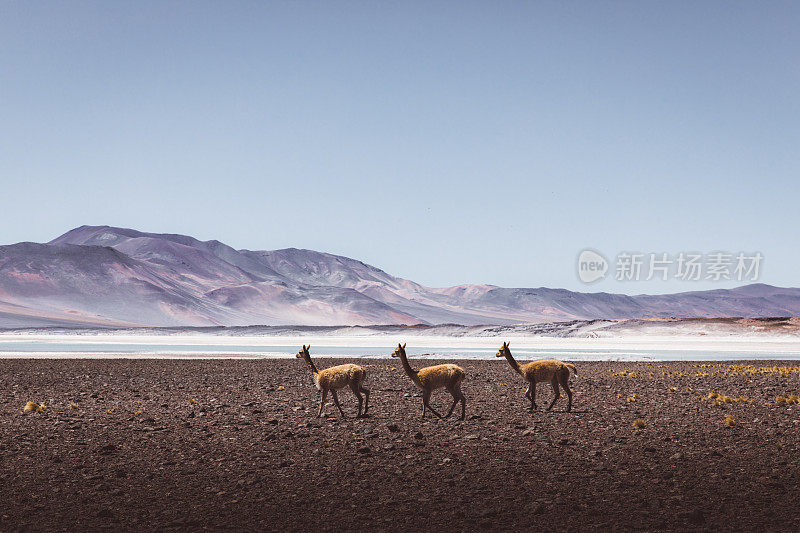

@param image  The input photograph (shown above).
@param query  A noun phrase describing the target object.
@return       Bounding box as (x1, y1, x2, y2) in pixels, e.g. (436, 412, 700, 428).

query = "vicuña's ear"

(506, 341, 510, 347)
(402, 343, 406, 349)
(306, 344, 311, 350)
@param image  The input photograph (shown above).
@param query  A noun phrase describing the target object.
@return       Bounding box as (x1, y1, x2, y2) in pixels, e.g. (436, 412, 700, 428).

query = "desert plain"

(2, 357, 800, 531)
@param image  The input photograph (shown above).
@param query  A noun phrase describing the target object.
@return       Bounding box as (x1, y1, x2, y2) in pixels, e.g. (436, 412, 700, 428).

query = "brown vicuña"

(296, 344, 369, 418)
(496, 341, 577, 412)
(391, 343, 466, 420)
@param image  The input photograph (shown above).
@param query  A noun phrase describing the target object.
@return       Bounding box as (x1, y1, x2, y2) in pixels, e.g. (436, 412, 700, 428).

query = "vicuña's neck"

(397, 351, 422, 386)
(304, 356, 319, 376)
(503, 351, 523, 375)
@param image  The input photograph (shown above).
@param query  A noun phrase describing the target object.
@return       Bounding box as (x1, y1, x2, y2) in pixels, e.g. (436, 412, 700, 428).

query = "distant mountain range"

(0, 225, 798, 328)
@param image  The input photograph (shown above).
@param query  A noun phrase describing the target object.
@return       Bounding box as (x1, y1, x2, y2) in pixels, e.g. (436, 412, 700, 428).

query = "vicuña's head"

(391, 343, 407, 358)
(496, 341, 511, 358)
(295, 344, 311, 359)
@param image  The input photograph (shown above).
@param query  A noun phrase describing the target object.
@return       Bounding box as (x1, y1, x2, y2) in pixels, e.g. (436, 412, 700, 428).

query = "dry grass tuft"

(725, 414, 736, 427)
(188, 398, 198, 405)
(774, 395, 800, 406)
(702, 391, 751, 407)
(70, 403, 80, 410)
(23, 401, 45, 413)
(632, 419, 646, 429)
(626, 393, 639, 402)
(276, 386, 285, 391)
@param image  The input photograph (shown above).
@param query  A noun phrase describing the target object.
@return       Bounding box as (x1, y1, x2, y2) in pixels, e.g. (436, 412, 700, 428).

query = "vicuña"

(296, 344, 369, 418)
(496, 341, 577, 412)
(391, 343, 466, 420)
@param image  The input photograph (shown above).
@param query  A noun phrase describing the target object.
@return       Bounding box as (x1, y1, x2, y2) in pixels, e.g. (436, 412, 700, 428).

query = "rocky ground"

(2, 358, 800, 532)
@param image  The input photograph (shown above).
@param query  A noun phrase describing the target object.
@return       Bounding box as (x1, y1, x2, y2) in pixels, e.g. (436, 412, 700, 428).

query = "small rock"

(97, 444, 117, 455)
(681, 509, 705, 525)
(387, 423, 400, 432)
(414, 431, 425, 440)
(521, 428, 534, 436)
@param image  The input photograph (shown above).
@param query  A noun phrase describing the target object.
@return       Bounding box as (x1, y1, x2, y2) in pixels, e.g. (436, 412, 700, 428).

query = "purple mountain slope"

(0, 225, 796, 327)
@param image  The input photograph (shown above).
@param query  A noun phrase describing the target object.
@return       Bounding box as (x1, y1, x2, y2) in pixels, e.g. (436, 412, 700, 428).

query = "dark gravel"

(1, 358, 800, 532)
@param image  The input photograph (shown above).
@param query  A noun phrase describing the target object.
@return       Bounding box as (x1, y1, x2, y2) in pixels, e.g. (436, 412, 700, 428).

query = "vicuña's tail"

(564, 363, 578, 377)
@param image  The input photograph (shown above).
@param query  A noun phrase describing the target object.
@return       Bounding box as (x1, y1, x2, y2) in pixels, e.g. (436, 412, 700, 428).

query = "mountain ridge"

(0, 225, 796, 327)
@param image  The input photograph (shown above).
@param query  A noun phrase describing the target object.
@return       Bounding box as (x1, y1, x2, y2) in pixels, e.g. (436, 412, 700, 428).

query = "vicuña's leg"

(561, 371, 573, 412)
(331, 389, 346, 418)
(422, 389, 443, 419)
(445, 385, 459, 418)
(318, 389, 328, 417)
(361, 387, 369, 415)
(350, 381, 364, 417)
(546, 378, 560, 411)
(457, 384, 466, 421)
(528, 381, 537, 410)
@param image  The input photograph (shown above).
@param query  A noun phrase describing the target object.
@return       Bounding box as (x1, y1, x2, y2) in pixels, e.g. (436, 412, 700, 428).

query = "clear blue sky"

(1, 2, 798, 293)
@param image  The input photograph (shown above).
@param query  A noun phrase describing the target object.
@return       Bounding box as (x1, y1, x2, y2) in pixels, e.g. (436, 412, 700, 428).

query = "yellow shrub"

(23, 401, 45, 413)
